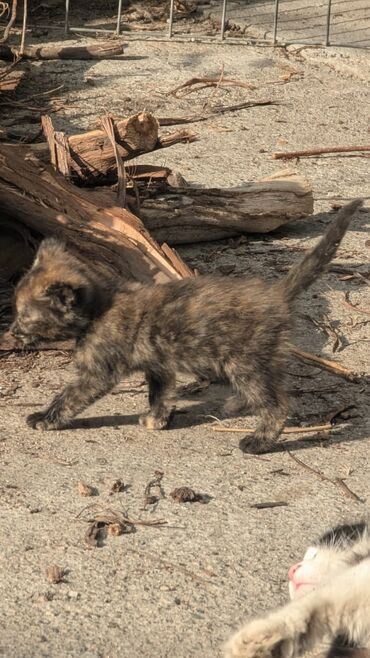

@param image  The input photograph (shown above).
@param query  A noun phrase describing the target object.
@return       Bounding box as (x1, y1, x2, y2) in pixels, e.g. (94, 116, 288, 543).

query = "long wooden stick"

(273, 145, 370, 160)
(291, 346, 358, 381)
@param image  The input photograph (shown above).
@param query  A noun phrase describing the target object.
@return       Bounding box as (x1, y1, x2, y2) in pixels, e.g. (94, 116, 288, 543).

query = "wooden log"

(34, 112, 197, 185)
(0, 143, 193, 284)
(87, 170, 314, 243)
(0, 41, 125, 60)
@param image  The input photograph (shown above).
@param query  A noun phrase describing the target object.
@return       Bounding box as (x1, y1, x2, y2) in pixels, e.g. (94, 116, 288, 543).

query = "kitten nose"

(288, 562, 300, 581)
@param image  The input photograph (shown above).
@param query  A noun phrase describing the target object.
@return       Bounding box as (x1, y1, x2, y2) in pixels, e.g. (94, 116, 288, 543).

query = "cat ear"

(33, 238, 67, 268)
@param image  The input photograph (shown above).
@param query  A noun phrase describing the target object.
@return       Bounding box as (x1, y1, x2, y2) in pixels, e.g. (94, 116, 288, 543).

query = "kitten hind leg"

(229, 370, 288, 454)
(139, 371, 176, 430)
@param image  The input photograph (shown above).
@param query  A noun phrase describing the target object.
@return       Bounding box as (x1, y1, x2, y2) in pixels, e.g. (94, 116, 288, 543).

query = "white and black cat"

(225, 522, 370, 658)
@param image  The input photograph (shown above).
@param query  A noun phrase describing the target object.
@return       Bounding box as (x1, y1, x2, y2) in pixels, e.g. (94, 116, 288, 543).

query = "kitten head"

(288, 522, 368, 600)
(10, 238, 103, 346)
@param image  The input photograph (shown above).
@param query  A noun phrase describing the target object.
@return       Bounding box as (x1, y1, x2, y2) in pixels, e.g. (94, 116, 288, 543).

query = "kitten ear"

(33, 238, 67, 267)
(45, 282, 79, 311)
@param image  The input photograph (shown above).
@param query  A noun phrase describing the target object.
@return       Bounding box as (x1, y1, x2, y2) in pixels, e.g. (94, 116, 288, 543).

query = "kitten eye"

(304, 546, 318, 560)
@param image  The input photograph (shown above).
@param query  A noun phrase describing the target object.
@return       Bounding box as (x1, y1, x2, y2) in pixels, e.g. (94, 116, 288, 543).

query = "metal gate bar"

(63, 0, 362, 47)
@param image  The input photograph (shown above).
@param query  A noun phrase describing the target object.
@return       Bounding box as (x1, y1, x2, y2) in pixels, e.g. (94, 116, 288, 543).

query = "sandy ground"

(1, 17, 370, 658)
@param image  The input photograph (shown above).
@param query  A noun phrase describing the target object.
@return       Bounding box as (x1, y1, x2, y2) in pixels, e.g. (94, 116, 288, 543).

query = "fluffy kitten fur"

(225, 522, 370, 658)
(11, 199, 363, 453)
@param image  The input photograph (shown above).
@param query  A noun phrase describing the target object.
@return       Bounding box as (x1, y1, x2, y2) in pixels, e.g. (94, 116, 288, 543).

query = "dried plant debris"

(77, 481, 97, 497)
(109, 479, 126, 495)
(77, 504, 167, 548)
(170, 486, 207, 503)
(46, 565, 66, 584)
(144, 470, 165, 507)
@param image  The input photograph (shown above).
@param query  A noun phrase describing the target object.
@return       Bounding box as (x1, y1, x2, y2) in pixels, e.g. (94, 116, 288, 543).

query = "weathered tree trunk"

(0, 143, 192, 283)
(33, 112, 196, 185)
(87, 171, 314, 243)
(0, 41, 125, 60)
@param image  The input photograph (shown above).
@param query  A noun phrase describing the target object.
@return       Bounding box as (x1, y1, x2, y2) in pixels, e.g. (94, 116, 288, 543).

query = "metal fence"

(64, 0, 366, 48)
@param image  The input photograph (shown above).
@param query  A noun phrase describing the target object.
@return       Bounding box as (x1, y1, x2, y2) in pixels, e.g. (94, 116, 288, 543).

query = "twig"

(168, 75, 256, 97)
(287, 451, 363, 503)
(19, 0, 27, 56)
(291, 346, 358, 381)
(213, 423, 335, 435)
(273, 145, 370, 160)
(0, 0, 16, 43)
(250, 501, 288, 509)
(343, 291, 370, 317)
(157, 100, 277, 126)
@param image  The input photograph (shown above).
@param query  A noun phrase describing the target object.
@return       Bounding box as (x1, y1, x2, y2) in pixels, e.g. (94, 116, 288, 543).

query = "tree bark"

(0, 41, 125, 60)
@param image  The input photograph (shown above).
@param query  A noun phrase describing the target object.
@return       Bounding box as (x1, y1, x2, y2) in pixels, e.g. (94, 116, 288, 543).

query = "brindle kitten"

(10, 199, 363, 454)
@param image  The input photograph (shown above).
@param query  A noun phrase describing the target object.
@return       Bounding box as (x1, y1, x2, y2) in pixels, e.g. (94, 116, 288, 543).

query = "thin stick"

(19, 0, 27, 56)
(273, 145, 370, 160)
(157, 100, 277, 125)
(287, 451, 362, 503)
(168, 75, 256, 96)
(213, 423, 334, 435)
(291, 346, 358, 381)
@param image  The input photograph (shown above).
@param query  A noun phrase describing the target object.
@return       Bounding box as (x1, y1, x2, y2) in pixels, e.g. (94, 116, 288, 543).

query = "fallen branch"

(273, 145, 370, 160)
(287, 451, 363, 503)
(0, 41, 125, 60)
(291, 346, 358, 381)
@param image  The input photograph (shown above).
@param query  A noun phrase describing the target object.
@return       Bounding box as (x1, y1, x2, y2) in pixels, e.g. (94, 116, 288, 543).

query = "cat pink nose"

(288, 563, 300, 581)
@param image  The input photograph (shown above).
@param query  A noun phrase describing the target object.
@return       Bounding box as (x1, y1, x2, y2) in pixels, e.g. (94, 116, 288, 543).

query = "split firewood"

(0, 41, 125, 61)
(87, 170, 313, 244)
(35, 112, 197, 185)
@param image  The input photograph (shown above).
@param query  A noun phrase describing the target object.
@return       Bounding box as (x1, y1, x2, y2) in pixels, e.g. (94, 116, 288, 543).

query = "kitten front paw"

(27, 411, 63, 431)
(225, 617, 294, 658)
(139, 412, 170, 431)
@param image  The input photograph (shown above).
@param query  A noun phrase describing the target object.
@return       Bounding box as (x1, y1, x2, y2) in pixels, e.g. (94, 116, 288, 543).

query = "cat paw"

(224, 617, 294, 658)
(27, 411, 62, 431)
(239, 435, 269, 454)
(139, 413, 169, 431)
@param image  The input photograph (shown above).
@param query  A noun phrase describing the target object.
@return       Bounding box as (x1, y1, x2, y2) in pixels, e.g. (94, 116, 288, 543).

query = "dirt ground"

(1, 9, 370, 658)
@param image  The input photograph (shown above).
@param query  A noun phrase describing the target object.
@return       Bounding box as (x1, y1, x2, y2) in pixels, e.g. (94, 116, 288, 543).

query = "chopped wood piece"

(34, 113, 197, 185)
(0, 41, 125, 60)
